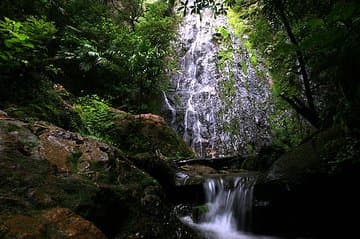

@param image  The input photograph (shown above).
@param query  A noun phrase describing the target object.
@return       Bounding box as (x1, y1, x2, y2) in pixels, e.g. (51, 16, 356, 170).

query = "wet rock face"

(163, 1, 273, 157)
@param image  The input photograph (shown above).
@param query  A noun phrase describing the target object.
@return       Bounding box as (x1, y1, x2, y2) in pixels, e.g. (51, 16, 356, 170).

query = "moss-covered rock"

(0, 115, 197, 239)
(0, 208, 107, 239)
(4, 84, 85, 133)
(252, 127, 360, 238)
(241, 145, 284, 172)
(73, 95, 194, 158)
(264, 127, 358, 183)
(106, 109, 194, 158)
(5, 86, 194, 160)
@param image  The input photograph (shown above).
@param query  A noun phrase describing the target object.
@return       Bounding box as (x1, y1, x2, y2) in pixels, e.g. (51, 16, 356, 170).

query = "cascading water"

(181, 176, 276, 239)
(202, 177, 255, 232)
(163, 1, 273, 157)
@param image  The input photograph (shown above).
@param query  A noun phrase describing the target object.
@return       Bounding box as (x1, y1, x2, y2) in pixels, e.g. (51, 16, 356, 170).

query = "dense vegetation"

(1, 0, 359, 155)
(0, 0, 176, 115)
(231, 0, 360, 129)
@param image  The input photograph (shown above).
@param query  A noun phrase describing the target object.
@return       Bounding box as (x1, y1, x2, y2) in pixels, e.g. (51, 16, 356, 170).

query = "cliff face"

(0, 113, 196, 239)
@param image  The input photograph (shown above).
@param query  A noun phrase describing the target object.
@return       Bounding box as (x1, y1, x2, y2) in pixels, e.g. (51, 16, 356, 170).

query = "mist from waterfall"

(162, 1, 273, 157)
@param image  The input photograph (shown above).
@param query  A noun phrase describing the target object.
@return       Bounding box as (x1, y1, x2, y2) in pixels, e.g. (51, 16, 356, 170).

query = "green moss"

(218, 48, 233, 70)
(68, 152, 82, 172)
(6, 86, 85, 133)
(215, 18, 235, 77)
(255, 69, 266, 80)
(221, 117, 240, 136)
(241, 62, 248, 75)
(250, 53, 257, 65)
(246, 144, 254, 155)
(52, 178, 97, 209)
(5, 123, 21, 132)
(215, 26, 231, 40)
(194, 204, 209, 214)
(228, 9, 259, 68)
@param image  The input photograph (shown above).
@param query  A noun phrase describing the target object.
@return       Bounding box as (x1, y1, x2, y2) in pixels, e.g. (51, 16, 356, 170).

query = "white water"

(181, 177, 277, 239)
(163, 1, 272, 157)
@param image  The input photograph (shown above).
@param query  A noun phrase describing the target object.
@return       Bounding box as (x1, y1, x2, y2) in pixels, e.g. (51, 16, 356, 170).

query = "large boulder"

(34, 120, 122, 174)
(252, 127, 360, 238)
(265, 127, 345, 183)
(0, 115, 197, 239)
(109, 109, 194, 158)
(0, 208, 107, 239)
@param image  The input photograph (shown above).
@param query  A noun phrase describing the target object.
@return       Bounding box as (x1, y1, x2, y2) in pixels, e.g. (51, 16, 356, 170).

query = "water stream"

(163, 1, 273, 157)
(180, 176, 277, 239)
(164, 3, 277, 238)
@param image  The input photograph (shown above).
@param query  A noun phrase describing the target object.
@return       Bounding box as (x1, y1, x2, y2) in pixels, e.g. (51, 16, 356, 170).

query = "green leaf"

(329, 2, 360, 22)
(308, 18, 324, 29)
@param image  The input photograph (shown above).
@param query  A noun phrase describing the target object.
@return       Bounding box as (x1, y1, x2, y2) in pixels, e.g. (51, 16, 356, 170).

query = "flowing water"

(165, 3, 277, 238)
(163, 1, 273, 157)
(180, 176, 277, 239)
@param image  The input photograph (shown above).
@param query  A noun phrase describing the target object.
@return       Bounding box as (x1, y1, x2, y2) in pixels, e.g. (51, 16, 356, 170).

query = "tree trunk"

(280, 94, 321, 128)
(274, 1, 320, 128)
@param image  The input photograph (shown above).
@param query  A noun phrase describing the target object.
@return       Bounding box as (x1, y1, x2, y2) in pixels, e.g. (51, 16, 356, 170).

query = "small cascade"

(163, 91, 177, 125)
(163, 1, 273, 157)
(203, 177, 255, 232)
(181, 176, 276, 239)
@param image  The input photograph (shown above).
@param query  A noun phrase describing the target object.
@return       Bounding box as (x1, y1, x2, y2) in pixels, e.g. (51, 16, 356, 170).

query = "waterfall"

(202, 177, 255, 232)
(181, 176, 277, 239)
(163, 1, 273, 157)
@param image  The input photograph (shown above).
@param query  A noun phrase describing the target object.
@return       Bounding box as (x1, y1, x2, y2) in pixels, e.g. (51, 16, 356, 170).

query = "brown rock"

(78, 140, 111, 163)
(0, 113, 197, 239)
(37, 123, 119, 173)
(39, 132, 75, 171)
(180, 164, 218, 176)
(0, 110, 8, 118)
(112, 111, 194, 157)
(1, 215, 43, 239)
(1, 208, 107, 239)
(133, 113, 167, 126)
(41, 208, 107, 239)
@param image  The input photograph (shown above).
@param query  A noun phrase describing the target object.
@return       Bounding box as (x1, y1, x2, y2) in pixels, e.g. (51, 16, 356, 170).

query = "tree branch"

(280, 93, 320, 128)
(275, 1, 317, 116)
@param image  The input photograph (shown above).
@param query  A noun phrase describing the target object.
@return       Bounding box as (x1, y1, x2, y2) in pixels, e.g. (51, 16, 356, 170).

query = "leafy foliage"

(0, 16, 56, 67)
(73, 95, 115, 139)
(213, 0, 360, 151)
(320, 130, 360, 176)
(1, 0, 176, 114)
(231, 0, 360, 129)
(0, 16, 57, 103)
(178, 0, 228, 17)
(5, 82, 84, 132)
